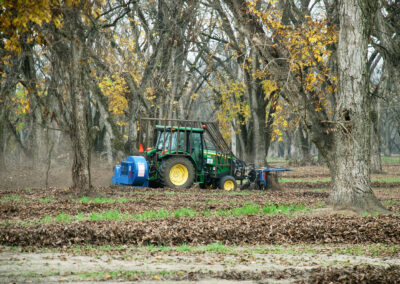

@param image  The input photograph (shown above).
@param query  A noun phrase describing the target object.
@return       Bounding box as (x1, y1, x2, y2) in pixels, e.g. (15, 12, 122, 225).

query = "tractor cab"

(153, 125, 204, 166)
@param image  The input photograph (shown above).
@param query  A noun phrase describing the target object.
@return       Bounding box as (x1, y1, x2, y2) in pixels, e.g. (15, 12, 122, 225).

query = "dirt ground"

(0, 161, 399, 283)
(1, 244, 400, 283)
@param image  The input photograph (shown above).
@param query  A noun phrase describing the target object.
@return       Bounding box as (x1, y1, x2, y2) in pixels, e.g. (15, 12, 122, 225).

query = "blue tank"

(112, 156, 149, 187)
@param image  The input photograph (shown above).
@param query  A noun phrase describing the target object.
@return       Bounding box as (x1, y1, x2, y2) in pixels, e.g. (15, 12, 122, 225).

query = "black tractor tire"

(218, 175, 237, 191)
(159, 157, 195, 189)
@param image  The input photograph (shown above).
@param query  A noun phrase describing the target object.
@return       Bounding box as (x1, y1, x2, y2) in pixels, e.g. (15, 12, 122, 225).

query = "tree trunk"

(247, 48, 267, 168)
(370, 96, 382, 173)
(0, 107, 5, 170)
(328, 0, 386, 213)
(45, 127, 55, 189)
(19, 39, 47, 168)
(252, 107, 266, 167)
(127, 108, 138, 154)
(69, 32, 91, 194)
(270, 141, 279, 158)
(31, 107, 46, 167)
(382, 116, 391, 157)
(237, 128, 248, 161)
(298, 122, 312, 163)
(283, 132, 291, 160)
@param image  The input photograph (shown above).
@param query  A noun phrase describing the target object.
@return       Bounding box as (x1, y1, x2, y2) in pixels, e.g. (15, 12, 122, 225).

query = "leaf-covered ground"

(1, 163, 399, 283)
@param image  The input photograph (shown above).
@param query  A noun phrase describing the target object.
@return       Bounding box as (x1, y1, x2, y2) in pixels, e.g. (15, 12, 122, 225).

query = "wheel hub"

(224, 180, 234, 191)
(169, 164, 189, 186)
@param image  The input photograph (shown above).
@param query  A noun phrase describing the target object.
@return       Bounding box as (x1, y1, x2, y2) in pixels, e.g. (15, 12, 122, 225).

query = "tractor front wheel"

(219, 175, 237, 191)
(159, 157, 195, 189)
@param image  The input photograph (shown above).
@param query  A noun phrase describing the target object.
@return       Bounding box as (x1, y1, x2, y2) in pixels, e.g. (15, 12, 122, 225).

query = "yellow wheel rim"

(169, 164, 189, 186)
(224, 180, 235, 191)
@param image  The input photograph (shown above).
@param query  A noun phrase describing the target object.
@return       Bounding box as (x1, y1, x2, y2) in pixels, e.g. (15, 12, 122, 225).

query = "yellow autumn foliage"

(0, 0, 104, 53)
(98, 75, 129, 117)
(7, 84, 31, 116)
(246, 1, 338, 116)
(213, 77, 251, 140)
(263, 80, 278, 100)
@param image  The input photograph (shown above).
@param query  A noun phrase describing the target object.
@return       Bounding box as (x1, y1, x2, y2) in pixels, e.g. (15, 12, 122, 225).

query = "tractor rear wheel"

(159, 157, 195, 189)
(219, 175, 237, 191)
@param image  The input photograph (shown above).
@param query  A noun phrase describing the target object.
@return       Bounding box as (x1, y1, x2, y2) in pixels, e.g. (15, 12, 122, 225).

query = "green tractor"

(112, 118, 246, 190)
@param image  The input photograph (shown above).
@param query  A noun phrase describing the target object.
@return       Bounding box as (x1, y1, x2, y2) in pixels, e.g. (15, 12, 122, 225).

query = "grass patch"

(173, 242, 229, 253)
(381, 156, 400, 163)
(361, 211, 380, 217)
(36, 198, 53, 203)
(332, 244, 400, 257)
(42, 215, 52, 224)
(34, 202, 309, 224)
(76, 212, 85, 221)
(216, 202, 309, 216)
(200, 242, 228, 253)
(311, 188, 329, 192)
(133, 209, 169, 220)
(89, 209, 128, 221)
(176, 243, 191, 252)
(266, 157, 287, 163)
(78, 196, 130, 204)
(372, 177, 400, 183)
(313, 201, 327, 208)
(102, 243, 400, 257)
(173, 208, 197, 218)
(261, 203, 307, 214)
(2, 195, 19, 201)
(232, 203, 260, 215)
(55, 212, 72, 222)
(383, 200, 399, 206)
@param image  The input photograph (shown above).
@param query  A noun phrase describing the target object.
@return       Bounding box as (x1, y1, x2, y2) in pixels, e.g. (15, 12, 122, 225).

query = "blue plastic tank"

(112, 156, 149, 187)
